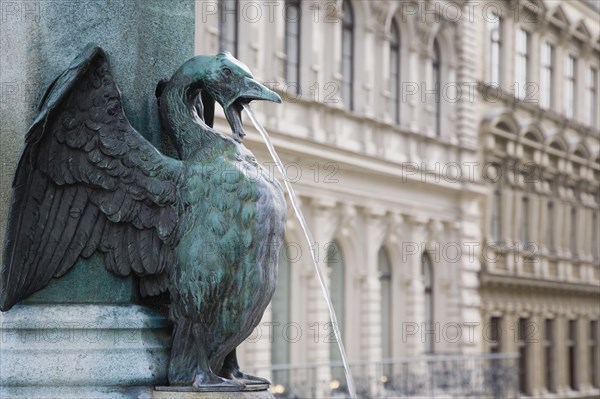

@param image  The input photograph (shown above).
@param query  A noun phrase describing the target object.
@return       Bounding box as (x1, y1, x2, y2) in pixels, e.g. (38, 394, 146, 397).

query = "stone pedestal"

(153, 390, 275, 399)
(0, 304, 171, 398)
(0, 1, 194, 397)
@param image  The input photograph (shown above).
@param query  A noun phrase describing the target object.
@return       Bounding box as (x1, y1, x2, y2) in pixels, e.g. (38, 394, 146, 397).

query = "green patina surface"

(0, 0, 195, 304)
(24, 253, 135, 304)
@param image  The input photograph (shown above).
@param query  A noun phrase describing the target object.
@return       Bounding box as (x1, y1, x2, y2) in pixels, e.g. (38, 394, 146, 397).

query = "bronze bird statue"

(0, 44, 286, 391)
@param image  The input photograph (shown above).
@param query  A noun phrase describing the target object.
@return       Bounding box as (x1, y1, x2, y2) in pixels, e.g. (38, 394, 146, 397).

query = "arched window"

(389, 19, 400, 124)
(219, 0, 238, 56)
(378, 247, 392, 360)
(422, 252, 434, 354)
(432, 40, 441, 137)
(341, 0, 354, 110)
(271, 243, 291, 370)
(327, 241, 345, 381)
(285, 0, 301, 93)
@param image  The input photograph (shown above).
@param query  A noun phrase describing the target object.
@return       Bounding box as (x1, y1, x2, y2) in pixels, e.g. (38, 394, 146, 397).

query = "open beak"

(224, 77, 281, 142)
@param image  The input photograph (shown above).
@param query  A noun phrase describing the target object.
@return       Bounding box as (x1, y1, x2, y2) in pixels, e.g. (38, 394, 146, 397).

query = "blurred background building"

(196, 0, 599, 397)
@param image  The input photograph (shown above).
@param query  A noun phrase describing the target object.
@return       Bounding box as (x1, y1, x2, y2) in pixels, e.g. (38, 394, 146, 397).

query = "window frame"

(593, 211, 599, 260)
(565, 54, 577, 119)
(341, 0, 355, 110)
(326, 240, 345, 382)
(489, 316, 501, 353)
(488, 13, 502, 85)
(432, 39, 441, 137)
(591, 320, 598, 388)
(587, 66, 598, 128)
(520, 195, 529, 244)
(568, 319, 578, 391)
(422, 252, 434, 354)
(389, 19, 401, 124)
(570, 206, 577, 255)
(378, 247, 393, 372)
(284, 0, 302, 94)
(491, 181, 502, 242)
(540, 41, 554, 109)
(515, 28, 530, 100)
(544, 319, 555, 392)
(218, 0, 239, 57)
(546, 200, 554, 252)
(518, 317, 529, 395)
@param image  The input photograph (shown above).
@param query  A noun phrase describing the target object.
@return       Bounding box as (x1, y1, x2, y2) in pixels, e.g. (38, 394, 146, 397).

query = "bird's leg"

(169, 319, 245, 391)
(190, 325, 246, 391)
(219, 348, 271, 385)
(168, 318, 197, 385)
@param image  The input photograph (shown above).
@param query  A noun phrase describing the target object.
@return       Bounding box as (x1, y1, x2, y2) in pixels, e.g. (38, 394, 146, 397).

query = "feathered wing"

(1, 45, 184, 311)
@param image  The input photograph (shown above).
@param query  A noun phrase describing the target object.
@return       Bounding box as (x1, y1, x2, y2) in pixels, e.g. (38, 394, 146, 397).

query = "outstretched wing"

(1, 45, 184, 311)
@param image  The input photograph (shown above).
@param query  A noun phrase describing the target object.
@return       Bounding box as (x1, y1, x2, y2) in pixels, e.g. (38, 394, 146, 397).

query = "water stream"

(243, 104, 357, 398)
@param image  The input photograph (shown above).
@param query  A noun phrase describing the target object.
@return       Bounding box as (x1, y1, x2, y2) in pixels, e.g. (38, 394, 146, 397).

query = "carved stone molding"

(338, 203, 358, 238)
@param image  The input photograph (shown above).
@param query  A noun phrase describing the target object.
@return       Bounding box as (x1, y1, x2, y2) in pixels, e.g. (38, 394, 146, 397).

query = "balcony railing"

(247, 353, 520, 398)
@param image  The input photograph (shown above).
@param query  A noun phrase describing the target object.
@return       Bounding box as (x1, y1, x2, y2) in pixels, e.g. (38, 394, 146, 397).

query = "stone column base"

(0, 304, 172, 399)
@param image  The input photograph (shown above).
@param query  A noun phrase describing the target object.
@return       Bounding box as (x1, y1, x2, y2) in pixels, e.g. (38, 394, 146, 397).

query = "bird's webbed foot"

(193, 370, 246, 392)
(219, 349, 271, 386)
(229, 369, 271, 386)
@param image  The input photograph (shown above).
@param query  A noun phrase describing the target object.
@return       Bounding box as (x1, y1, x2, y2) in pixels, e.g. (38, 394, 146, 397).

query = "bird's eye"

(223, 68, 232, 76)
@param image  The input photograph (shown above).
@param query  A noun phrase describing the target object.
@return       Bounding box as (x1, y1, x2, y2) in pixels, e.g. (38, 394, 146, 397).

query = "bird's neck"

(159, 82, 220, 161)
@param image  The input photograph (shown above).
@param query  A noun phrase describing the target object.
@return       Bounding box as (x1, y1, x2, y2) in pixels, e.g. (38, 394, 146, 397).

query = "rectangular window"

(488, 14, 501, 85)
(541, 42, 554, 109)
(544, 319, 555, 392)
(284, 0, 301, 93)
(219, 0, 238, 56)
(591, 320, 598, 388)
(432, 42, 441, 137)
(547, 200, 554, 252)
(571, 206, 577, 255)
(518, 318, 529, 395)
(565, 55, 577, 119)
(568, 319, 578, 390)
(389, 21, 401, 124)
(521, 196, 529, 244)
(341, 0, 354, 110)
(490, 316, 501, 353)
(515, 29, 529, 99)
(588, 67, 598, 127)
(492, 186, 502, 242)
(593, 211, 599, 260)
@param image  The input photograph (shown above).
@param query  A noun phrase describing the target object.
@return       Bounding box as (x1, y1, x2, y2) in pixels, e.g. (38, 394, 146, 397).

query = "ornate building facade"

(476, 0, 600, 397)
(195, 0, 599, 397)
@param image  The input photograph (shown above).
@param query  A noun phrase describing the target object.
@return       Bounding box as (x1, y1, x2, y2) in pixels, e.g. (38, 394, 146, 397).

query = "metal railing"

(247, 353, 520, 398)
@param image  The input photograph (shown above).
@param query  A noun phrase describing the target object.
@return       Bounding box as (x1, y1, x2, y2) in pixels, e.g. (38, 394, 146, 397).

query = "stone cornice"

(479, 271, 600, 295)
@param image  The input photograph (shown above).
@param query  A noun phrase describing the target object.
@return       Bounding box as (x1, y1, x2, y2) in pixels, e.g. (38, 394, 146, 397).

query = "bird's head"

(171, 51, 281, 142)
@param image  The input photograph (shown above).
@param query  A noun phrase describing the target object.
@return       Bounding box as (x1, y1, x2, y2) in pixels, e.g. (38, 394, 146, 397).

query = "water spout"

(243, 103, 357, 398)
